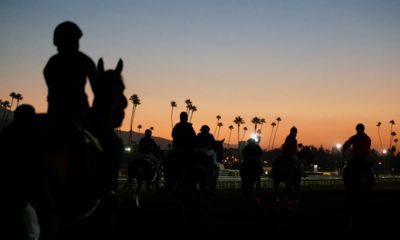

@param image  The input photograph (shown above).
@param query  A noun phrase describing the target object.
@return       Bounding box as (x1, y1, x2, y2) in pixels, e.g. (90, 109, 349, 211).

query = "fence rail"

(119, 174, 400, 190)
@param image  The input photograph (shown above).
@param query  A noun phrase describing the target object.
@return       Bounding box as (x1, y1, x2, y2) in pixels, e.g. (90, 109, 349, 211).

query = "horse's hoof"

(133, 195, 140, 208)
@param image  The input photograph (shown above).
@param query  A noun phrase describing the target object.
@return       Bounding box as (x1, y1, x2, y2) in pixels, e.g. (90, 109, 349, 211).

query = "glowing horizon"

(1, 0, 400, 151)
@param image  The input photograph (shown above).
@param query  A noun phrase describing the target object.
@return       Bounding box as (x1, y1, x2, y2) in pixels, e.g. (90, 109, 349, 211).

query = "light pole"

(335, 143, 342, 175)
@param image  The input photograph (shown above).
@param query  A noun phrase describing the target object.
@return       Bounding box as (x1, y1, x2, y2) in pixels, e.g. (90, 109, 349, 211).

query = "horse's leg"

(154, 171, 161, 194)
(284, 183, 292, 210)
(293, 182, 300, 210)
(134, 180, 143, 207)
(273, 179, 281, 209)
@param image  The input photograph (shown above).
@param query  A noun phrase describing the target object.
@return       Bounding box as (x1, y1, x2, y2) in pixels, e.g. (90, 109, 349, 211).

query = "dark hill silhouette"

(0, 108, 171, 149)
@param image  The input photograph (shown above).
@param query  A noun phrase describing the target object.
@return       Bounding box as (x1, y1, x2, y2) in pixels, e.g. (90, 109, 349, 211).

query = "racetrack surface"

(115, 181, 400, 237)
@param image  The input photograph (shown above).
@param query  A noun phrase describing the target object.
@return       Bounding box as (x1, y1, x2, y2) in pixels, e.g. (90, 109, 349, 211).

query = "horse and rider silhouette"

(163, 112, 224, 205)
(1, 21, 128, 240)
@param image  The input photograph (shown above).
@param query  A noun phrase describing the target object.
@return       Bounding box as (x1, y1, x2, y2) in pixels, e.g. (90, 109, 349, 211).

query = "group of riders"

(0, 20, 376, 238)
(136, 111, 220, 175)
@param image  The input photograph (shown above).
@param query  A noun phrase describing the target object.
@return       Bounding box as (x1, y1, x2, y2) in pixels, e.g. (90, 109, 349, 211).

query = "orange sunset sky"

(1, 0, 400, 151)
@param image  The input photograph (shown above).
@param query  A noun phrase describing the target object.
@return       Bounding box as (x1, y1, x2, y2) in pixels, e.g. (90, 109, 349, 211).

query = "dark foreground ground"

(114, 182, 400, 238)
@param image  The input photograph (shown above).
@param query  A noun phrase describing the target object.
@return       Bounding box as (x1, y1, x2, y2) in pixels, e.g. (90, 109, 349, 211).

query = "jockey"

(282, 126, 298, 157)
(43, 21, 97, 126)
(343, 123, 372, 166)
(171, 112, 197, 153)
(240, 138, 264, 196)
(282, 126, 306, 177)
(138, 129, 160, 171)
(196, 125, 218, 168)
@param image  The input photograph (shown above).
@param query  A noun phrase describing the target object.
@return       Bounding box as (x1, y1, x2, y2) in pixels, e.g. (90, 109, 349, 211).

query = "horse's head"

(92, 58, 128, 128)
(298, 145, 313, 164)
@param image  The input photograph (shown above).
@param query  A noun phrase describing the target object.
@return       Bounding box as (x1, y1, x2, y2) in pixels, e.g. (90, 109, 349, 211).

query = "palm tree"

(233, 116, 245, 149)
(227, 125, 234, 148)
(1, 100, 11, 126)
(137, 124, 143, 135)
(259, 118, 266, 146)
(241, 126, 248, 141)
(150, 126, 154, 131)
(8, 92, 17, 110)
(214, 115, 221, 136)
(189, 105, 197, 122)
(5, 92, 17, 122)
(388, 120, 395, 150)
(170, 101, 177, 130)
(216, 122, 223, 140)
(251, 117, 261, 133)
(185, 99, 192, 114)
(389, 131, 397, 151)
(268, 122, 276, 150)
(271, 117, 282, 150)
(15, 93, 23, 108)
(377, 122, 383, 152)
(259, 118, 266, 133)
(128, 94, 141, 144)
(394, 138, 398, 153)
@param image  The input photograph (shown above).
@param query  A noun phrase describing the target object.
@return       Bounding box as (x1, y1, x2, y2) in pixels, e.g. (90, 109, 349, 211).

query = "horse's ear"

(98, 58, 105, 73)
(221, 138, 225, 143)
(116, 59, 123, 73)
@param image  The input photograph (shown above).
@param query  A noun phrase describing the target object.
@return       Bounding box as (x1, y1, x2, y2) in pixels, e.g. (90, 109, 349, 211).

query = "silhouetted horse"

(270, 146, 313, 210)
(33, 58, 127, 239)
(163, 140, 224, 202)
(342, 155, 375, 227)
(125, 148, 163, 205)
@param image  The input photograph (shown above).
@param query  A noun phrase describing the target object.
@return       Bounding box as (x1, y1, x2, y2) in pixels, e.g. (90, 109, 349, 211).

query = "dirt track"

(115, 182, 400, 237)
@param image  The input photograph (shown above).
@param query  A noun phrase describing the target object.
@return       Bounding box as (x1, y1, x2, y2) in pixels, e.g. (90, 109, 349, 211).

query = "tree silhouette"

(376, 122, 383, 152)
(271, 117, 282, 150)
(390, 131, 397, 151)
(1, 100, 11, 126)
(128, 94, 141, 144)
(268, 122, 276, 150)
(388, 120, 395, 150)
(227, 125, 234, 148)
(233, 116, 245, 149)
(251, 117, 260, 133)
(185, 99, 192, 114)
(5, 92, 17, 122)
(15, 93, 23, 108)
(214, 115, 221, 136)
(137, 124, 142, 135)
(216, 122, 223, 140)
(241, 126, 248, 141)
(259, 118, 266, 132)
(170, 101, 177, 130)
(189, 105, 197, 122)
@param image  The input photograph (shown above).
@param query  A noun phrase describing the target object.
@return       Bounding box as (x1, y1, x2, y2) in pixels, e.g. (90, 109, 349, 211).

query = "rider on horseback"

(342, 123, 374, 183)
(195, 125, 218, 168)
(282, 126, 305, 177)
(342, 123, 374, 229)
(343, 123, 372, 164)
(240, 138, 264, 196)
(138, 129, 161, 171)
(44, 21, 97, 126)
(171, 112, 197, 153)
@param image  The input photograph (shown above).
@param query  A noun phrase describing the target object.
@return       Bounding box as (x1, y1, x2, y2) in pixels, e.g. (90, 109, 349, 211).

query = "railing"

(119, 175, 400, 190)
